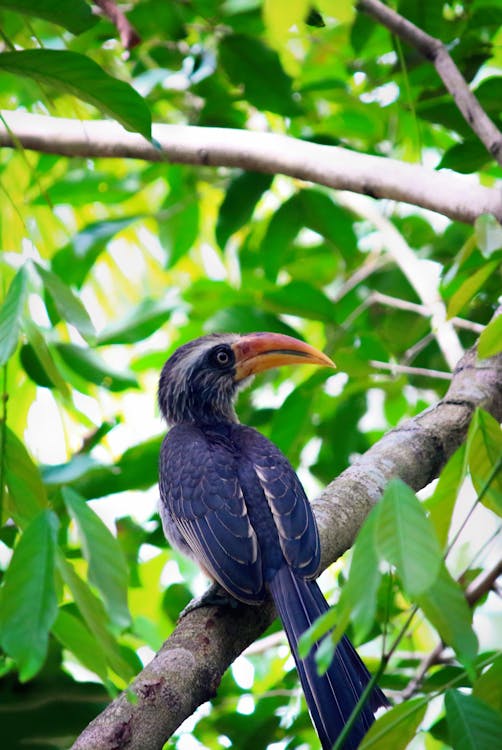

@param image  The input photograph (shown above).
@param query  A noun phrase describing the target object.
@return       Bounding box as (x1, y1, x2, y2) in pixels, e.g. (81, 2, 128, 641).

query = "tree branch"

(357, 0, 502, 166)
(0, 110, 501, 225)
(71, 314, 502, 750)
(93, 0, 140, 52)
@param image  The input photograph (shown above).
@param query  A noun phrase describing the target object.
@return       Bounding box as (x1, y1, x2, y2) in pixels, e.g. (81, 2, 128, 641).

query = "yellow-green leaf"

(359, 698, 427, 750)
(477, 315, 502, 359)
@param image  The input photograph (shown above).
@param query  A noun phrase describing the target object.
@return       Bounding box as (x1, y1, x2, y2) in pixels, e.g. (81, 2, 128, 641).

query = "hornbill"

(158, 332, 387, 749)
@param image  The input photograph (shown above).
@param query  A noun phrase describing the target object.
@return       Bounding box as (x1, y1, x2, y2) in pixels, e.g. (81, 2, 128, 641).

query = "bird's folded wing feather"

(237, 426, 321, 578)
(159, 424, 264, 602)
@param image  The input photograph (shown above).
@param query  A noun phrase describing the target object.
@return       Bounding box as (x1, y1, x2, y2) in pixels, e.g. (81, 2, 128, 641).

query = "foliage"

(0, 1, 501, 749)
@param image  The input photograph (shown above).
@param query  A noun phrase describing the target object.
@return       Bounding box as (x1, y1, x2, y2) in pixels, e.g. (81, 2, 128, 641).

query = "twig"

(342, 291, 483, 347)
(1, 111, 501, 225)
(93, 0, 140, 52)
(404, 333, 435, 365)
(465, 557, 502, 606)
(446, 456, 502, 557)
(369, 360, 452, 380)
(336, 192, 464, 370)
(368, 292, 484, 334)
(357, 0, 502, 166)
(333, 253, 389, 303)
(333, 604, 418, 750)
(400, 558, 502, 700)
(244, 631, 286, 655)
(399, 642, 448, 701)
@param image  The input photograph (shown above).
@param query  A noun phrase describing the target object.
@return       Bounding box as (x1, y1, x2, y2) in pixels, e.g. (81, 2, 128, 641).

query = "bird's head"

(158, 331, 335, 426)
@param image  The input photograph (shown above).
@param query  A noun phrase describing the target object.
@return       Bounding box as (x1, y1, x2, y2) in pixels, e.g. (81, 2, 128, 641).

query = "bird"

(158, 331, 387, 749)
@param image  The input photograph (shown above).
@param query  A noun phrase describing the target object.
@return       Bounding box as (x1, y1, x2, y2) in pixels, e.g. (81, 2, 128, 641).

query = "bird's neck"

(167, 390, 239, 427)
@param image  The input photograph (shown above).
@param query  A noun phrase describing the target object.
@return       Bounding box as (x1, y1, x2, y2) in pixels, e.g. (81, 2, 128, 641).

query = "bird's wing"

(237, 426, 321, 578)
(159, 424, 264, 603)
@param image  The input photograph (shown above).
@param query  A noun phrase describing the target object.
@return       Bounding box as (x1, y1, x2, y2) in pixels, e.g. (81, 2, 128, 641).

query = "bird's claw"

(178, 582, 239, 620)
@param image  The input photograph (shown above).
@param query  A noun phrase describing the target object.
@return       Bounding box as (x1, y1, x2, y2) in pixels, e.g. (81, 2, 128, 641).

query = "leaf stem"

(332, 605, 418, 750)
(446, 456, 502, 558)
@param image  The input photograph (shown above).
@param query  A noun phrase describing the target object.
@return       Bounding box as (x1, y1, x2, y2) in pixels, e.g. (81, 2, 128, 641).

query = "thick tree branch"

(1, 111, 501, 225)
(357, 0, 502, 166)
(71, 316, 502, 750)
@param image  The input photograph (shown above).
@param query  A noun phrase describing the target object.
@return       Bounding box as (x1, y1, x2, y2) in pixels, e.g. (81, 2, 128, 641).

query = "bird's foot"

(178, 582, 239, 620)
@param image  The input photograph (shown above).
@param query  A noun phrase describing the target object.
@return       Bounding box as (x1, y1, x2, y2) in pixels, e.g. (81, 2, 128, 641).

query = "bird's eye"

(210, 346, 233, 369)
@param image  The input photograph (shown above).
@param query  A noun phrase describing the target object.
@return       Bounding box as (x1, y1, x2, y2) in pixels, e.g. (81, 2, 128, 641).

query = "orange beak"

(232, 332, 335, 382)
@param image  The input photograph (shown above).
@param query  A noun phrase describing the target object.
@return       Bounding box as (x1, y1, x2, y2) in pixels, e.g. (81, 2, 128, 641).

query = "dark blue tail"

(269, 566, 387, 750)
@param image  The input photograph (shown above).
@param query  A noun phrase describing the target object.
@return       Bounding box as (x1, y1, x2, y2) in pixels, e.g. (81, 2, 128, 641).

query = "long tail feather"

(269, 566, 387, 750)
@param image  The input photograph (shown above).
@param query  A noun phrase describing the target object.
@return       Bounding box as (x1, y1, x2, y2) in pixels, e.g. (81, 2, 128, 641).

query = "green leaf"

(46, 436, 163, 499)
(0, 265, 28, 366)
(159, 199, 199, 268)
(22, 319, 71, 399)
(264, 280, 335, 322)
(262, 196, 303, 279)
(359, 698, 427, 750)
(298, 603, 341, 660)
(425, 444, 468, 549)
(63, 487, 131, 629)
(477, 315, 502, 358)
(374, 479, 442, 597)
(33, 169, 142, 206)
(438, 139, 491, 173)
(475, 76, 502, 119)
(263, 0, 310, 47)
(338, 507, 382, 643)
(298, 190, 357, 260)
(447, 260, 498, 318)
(2, 426, 47, 527)
(0, 50, 151, 138)
(475, 214, 502, 258)
(261, 190, 357, 278)
(314, 633, 336, 675)
(445, 689, 502, 750)
(219, 33, 301, 116)
(416, 563, 478, 664)
(473, 656, 502, 714)
(34, 264, 95, 341)
(97, 295, 177, 345)
(57, 556, 135, 681)
(207, 305, 302, 338)
(52, 608, 108, 682)
(269, 378, 316, 457)
(55, 343, 138, 392)
(466, 408, 502, 515)
(0, 510, 59, 681)
(53, 217, 138, 288)
(300, 507, 382, 661)
(0, 0, 97, 35)
(216, 171, 273, 249)
(20, 343, 55, 388)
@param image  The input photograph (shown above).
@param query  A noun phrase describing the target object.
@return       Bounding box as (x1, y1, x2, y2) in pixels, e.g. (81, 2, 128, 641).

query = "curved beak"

(232, 332, 335, 382)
